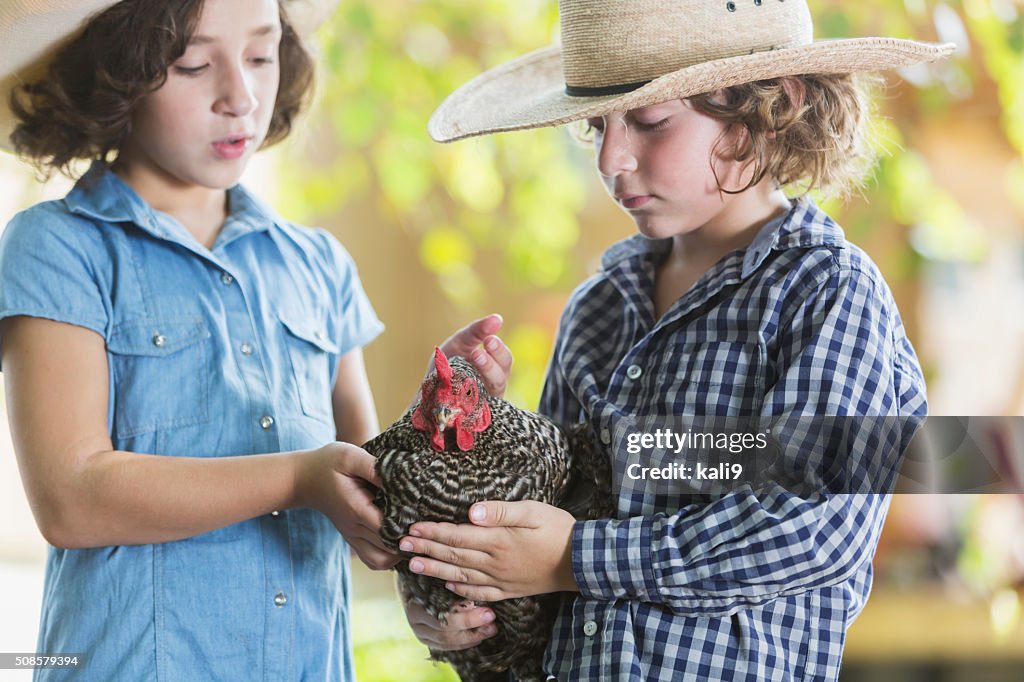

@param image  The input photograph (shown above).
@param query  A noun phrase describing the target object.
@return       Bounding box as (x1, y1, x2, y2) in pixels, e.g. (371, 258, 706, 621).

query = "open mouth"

(212, 136, 251, 159)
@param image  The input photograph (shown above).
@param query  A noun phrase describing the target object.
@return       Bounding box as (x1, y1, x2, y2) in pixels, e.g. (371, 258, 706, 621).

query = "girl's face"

(587, 99, 749, 240)
(119, 0, 282, 193)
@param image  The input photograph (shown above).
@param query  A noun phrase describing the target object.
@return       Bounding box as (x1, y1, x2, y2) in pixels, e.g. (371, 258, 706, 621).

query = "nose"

(596, 117, 638, 177)
(213, 62, 258, 117)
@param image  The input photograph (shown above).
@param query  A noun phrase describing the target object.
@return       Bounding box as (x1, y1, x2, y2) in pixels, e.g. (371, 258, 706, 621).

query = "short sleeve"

(317, 229, 384, 356)
(0, 205, 110, 369)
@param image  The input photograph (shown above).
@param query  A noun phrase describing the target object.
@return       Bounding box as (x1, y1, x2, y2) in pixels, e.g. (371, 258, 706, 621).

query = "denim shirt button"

(270, 510, 280, 517)
(220, 272, 234, 285)
(152, 334, 166, 348)
(273, 592, 287, 607)
(240, 342, 254, 356)
(259, 415, 275, 430)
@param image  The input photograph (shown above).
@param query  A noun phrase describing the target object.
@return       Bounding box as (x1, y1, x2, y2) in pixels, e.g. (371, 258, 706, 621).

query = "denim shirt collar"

(64, 160, 286, 252)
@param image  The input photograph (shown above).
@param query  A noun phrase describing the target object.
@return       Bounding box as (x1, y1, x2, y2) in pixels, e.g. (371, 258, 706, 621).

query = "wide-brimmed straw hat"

(429, 0, 955, 143)
(0, 0, 339, 152)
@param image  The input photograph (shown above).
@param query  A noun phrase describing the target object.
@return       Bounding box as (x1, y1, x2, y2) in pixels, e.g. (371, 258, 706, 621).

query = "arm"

(332, 346, 379, 445)
(2, 315, 396, 568)
(401, 266, 925, 612)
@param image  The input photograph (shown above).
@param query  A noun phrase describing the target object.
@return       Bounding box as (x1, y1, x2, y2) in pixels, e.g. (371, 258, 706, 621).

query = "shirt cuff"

(571, 516, 662, 603)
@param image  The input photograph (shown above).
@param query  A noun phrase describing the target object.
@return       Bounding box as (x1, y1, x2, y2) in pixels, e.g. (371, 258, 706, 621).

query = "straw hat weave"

(429, 0, 955, 142)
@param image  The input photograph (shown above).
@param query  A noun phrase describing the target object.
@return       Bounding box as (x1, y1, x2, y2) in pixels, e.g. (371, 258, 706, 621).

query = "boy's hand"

(404, 599, 499, 651)
(295, 442, 400, 571)
(400, 501, 578, 601)
(436, 314, 512, 399)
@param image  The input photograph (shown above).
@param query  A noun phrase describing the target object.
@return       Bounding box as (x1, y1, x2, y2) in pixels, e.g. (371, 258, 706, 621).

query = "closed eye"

(173, 64, 209, 76)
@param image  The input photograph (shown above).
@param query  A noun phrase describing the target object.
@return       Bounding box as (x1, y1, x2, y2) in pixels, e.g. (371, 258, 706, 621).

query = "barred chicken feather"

(363, 347, 610, 682)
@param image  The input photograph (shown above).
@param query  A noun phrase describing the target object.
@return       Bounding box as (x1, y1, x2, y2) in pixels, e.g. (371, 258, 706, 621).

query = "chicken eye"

(464, 382, 474, 396)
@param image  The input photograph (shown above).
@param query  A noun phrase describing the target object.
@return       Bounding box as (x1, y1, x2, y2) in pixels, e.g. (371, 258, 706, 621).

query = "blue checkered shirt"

(538, 198, 927, 681)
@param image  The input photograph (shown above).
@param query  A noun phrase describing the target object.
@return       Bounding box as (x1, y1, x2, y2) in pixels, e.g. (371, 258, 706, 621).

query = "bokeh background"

(1, 0, 1023, 679)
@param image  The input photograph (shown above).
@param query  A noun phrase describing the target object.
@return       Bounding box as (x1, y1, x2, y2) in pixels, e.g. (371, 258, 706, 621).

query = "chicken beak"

(434, 406, 457, 431)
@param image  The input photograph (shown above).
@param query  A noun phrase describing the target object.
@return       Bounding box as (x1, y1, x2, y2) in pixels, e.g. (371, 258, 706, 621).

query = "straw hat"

(429, 0, 955, 143)
(0, 0, 339, 152)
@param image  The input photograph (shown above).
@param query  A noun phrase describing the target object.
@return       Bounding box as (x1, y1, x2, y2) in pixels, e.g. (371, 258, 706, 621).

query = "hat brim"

(428, 37, 956, 143)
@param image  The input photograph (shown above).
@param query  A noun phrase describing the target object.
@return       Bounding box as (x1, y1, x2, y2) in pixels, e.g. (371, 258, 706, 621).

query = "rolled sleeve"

(0, 207, 109, 366)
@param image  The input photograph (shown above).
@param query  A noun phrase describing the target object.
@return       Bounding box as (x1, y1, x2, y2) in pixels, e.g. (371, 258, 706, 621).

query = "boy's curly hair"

(689, 73, 881, 197)
(9, 0, 315, 179)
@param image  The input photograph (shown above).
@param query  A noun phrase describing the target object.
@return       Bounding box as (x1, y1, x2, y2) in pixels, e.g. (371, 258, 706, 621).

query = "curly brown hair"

(577, 73, 880, 198)
(689, 73, 880, 197)
(9, 0, 315, 179)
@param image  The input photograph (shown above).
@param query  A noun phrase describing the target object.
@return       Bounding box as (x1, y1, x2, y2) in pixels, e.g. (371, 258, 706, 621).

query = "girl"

(0, 0, 508, 678)
(397, 1, 953, 679)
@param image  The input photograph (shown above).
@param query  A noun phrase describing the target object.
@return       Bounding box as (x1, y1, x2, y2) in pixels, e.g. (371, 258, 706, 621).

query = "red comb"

(433, 346, 452, 384)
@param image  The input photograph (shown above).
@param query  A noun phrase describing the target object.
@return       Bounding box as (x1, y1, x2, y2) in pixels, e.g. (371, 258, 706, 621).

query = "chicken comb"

(433, 346, 453, 385)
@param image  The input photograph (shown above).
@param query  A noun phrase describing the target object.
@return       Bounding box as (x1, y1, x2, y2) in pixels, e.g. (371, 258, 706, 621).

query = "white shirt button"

(240, 342, 254, 356)
(152, 334, 166, 348)
(221, 272, 234, 285)
(273, 592, 287, 607)
(626, 364, 643, 380)
(270, 510, 280, 517)
(600, 428, 611, 445)
(582, 620, 598, 637)
(260, 415, 275, 430)
(314, 330, 325, 340)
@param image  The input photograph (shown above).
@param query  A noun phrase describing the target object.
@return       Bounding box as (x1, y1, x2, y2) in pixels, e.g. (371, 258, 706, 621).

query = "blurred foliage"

(351, 599, 459, 681)
(278, 0, 1023, 409)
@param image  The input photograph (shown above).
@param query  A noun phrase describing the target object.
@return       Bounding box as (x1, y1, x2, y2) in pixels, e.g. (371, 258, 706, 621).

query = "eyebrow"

(189, 24, 281, 45)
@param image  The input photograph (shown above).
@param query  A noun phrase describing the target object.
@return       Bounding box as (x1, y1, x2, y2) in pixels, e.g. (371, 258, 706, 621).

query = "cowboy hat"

(429, 0, 955, 143)
(0, 0, 339, 152)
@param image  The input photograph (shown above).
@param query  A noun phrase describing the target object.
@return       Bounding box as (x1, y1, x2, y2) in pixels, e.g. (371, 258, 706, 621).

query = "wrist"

(556, 514, 580, 592)
(289, 447, 321, 511)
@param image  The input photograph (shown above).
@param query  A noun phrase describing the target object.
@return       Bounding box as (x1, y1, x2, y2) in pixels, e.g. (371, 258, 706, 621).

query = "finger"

(469, 342, 509, 398)
(417, 624, 499, 651)
(468, 500, 543, 528)
(352, 541, 401, 570)
(445, 581, 506, 603)
(401, 535, 489, 569)
(405, 521, 495, 552)
(408, 555, 492, 586)
(343, 445, 385, 488)
(441, 314, 503, 355)
(483, 335, 513, 373)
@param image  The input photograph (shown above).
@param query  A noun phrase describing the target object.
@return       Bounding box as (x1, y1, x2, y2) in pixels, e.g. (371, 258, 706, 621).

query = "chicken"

(363, 347, 611, 682)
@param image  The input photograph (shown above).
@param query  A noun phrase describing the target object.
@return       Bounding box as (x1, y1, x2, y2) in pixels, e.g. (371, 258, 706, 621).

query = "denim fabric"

(0, 161, 384, 681)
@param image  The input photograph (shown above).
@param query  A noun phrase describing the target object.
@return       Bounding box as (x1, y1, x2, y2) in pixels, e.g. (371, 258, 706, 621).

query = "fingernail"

(485, 337, 499, 351)
(410, 560, 424, 573)
(409, 528, 422, 537)
(445, 581, 456, 591)
(482, 610, 495, 623)
(470, 505, 486, 522)
(482, 624, 497, 636)
(472, 350, 486, 364)
(399, 540, 413, 552)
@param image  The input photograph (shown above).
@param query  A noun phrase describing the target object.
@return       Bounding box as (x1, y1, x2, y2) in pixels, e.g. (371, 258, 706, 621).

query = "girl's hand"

(400, 501, 578, 602)
(295, 442, 400, 570)
(403, 599, 498, 651)
(437, 314, 512, 399)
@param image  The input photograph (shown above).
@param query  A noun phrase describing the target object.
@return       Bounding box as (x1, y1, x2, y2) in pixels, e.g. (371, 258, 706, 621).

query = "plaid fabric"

(538, 198, 926, 681)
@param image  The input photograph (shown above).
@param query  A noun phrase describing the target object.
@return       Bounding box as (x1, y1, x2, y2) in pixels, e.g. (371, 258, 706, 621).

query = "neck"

(112, 159, 229, 249)
(670, 181, 791, 269)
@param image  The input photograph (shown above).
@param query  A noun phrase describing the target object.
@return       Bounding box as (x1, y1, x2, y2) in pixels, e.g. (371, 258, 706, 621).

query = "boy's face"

(587, 99, 753, 240)
(118, 0, 281, 194)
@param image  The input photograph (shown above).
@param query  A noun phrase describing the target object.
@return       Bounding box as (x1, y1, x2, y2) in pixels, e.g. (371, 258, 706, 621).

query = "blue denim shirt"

(0, 161, 384, 681)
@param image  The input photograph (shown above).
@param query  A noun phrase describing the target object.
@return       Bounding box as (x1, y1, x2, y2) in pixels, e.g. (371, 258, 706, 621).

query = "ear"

(474, 401, 492, 433)
(456, 427, 475, 451)
(780, 76, 806, 110)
